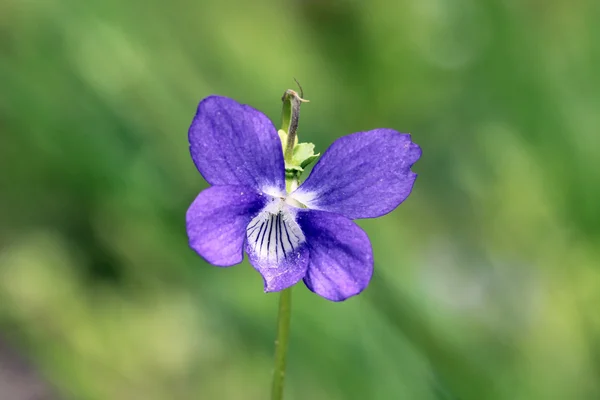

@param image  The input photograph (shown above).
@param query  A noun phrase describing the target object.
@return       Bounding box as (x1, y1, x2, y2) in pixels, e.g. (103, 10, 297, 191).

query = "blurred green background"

(1, 0, 600, 399)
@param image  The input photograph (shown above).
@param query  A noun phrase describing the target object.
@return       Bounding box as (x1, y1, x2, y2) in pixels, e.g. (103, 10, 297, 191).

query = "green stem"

(271, 287, 292, 400)
(271, 86, 305, 399)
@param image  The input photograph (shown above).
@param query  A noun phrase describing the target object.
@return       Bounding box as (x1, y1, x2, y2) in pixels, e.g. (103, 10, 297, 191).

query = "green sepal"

(282, 142, 320, 177)
(279, 131, 319, 174)
(292, 143, 319, 169)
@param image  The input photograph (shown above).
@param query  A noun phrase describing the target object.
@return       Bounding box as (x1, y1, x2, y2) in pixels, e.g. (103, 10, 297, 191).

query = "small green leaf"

(292, 143, 320, 169)
(300, 154, 319, 169)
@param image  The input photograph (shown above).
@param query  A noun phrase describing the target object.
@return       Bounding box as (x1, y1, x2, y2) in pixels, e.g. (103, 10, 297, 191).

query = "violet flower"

(186, 96, 421, 301)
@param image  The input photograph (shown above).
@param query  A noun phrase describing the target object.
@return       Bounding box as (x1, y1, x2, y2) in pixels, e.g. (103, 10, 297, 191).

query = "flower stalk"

(271, 286, 292, 400)
(270, 86, 307, 400)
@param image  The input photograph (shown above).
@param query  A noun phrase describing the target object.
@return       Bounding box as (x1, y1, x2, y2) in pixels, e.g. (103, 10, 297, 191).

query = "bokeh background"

(1, 0, 600, 399)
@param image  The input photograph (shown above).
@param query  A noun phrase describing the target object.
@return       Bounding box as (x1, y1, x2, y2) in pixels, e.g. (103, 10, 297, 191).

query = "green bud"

(279, 83, 320, 180)
(278, 129, 298, 154)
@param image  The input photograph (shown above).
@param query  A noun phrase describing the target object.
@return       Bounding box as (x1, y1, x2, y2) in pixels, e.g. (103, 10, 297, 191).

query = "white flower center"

(246, 197, 305, 266)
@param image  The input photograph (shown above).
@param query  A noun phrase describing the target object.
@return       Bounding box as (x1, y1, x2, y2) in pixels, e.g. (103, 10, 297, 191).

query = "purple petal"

(246, 205, 309, 292)
(186, 185, 265, 266)
(247, 245, 309, 293)
(293, 129, 421, 219)
(297, 209, 373, 301)
(189, 96, 286, 193)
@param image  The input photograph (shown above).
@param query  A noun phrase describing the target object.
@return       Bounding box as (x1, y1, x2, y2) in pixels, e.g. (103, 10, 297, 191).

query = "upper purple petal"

(297, 209, 373, 301)
(189, 96, 286, 193)
(186, 185, 265, 266)
(293, 129, 421, 219)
